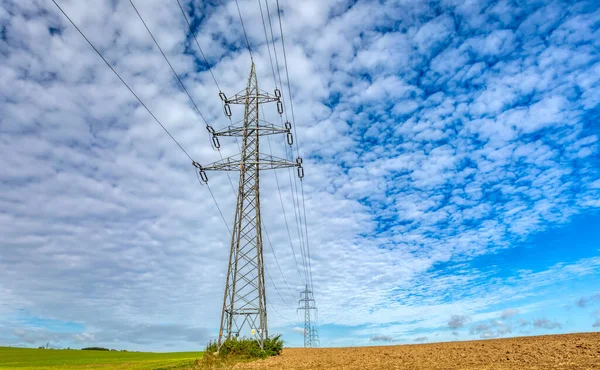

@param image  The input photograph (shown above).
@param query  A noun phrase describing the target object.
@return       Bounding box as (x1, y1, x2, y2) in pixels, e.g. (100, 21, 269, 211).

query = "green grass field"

(0, 347, 203, 370)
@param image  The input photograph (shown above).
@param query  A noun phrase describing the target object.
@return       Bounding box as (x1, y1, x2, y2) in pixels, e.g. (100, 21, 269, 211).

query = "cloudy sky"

(1, 0, 599, 351)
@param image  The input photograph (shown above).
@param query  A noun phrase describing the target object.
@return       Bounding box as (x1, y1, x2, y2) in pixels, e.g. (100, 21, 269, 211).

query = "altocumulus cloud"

(0, 0, 599, 349)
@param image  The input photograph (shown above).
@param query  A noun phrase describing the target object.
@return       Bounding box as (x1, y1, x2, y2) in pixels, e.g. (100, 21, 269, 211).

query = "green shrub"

(263, 335, 284, 357)
(202, 335, 283, 367)
(81, 347, 110, 351)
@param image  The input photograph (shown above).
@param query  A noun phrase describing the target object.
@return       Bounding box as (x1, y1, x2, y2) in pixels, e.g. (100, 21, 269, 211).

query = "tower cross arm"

(213, 122, 289, 137)
(224, 89, 280, 105)
(297, 306, 317, 310)
(200, 153, 300, 172)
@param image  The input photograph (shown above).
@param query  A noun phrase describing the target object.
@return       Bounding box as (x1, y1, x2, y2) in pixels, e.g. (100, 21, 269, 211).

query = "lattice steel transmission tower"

(310, 326, 320, 348)
(298, 285, 317, 348)
(194, 62, 302, 349)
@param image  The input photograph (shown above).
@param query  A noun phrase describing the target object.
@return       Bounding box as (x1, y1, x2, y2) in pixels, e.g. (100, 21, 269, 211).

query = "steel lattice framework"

(194, 62, 302, 349)
(310, 326, 320, 348)
(298, 285, 317, 348)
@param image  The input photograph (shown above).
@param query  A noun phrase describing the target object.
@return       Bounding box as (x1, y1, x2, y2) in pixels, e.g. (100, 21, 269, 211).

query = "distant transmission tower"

(298, 285, 317, 348)
(310, 326, 320, 348)
(195, 62, 302, 349)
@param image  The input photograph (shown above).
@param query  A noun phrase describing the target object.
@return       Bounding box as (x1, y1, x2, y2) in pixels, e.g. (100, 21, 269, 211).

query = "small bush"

(81, 347, 110, 351)
(263, 335, 284, 357)
(202, 335, 283, 367)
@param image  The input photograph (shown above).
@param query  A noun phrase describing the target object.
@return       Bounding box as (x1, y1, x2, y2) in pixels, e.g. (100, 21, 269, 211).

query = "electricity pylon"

(298, 285, 317, 348)
(310, 326, 320, 348)
(194, 62, 302, 349)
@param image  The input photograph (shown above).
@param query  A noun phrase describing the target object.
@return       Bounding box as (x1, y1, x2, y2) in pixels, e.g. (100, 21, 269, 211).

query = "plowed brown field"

(234, 332, 600, 369)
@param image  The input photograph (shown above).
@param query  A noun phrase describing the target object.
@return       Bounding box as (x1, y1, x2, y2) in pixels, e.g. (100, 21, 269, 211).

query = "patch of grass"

(0, 346, 203, 370)
(199, 336, 283, 368)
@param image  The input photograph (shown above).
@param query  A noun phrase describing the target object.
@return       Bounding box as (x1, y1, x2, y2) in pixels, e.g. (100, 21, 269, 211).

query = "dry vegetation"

(228, 332, 600, 370)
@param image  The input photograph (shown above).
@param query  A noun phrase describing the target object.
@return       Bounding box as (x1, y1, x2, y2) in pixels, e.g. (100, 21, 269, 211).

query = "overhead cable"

(175, 0, 222, 92)
(51, 0, 193, 162)
(129, 0, 212, 130)
(234, 0, 253, 59)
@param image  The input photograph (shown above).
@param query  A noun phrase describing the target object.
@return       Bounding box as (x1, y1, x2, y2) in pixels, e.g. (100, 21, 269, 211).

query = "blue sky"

(0, 0, 599, 351)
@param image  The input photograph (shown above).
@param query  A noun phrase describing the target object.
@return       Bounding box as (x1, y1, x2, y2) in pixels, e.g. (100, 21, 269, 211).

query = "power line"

(263, 217, 297, 300)
(257, 0, 278, 88)
(50, 0, 193, 162)
(197, 173, 232, 234)
(260, 0, 311, 291)
(267, 296, 292, 321)
(265, 0, 285, 103)
(128, 0, 245, 246)
(267, 136, 306, 284)
(256, 6, 308, 289)
(275, 0, 315, 292)
(290, 152, 310, 286)
(275, 0, 300, 153)
(264, 261, 295, 309)
(128, 1, 252, 261)
(175, 0, 221, 92)
(285, 151, 309, 285)
(300, 180, 314, 291)
(257, 101, 305, 286)
(129, 0, 211, 129)
(53, 0, 237, 256)
(234, 0, 253, 60)
(263, 0, 292, 138)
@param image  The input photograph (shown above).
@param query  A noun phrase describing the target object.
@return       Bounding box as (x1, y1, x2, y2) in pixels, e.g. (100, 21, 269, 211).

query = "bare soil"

(234, 332, 600, 369)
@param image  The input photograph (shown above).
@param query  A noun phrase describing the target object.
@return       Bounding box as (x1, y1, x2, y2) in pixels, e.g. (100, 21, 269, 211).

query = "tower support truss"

(310, 326, 320, 348)
(298, 285, 317, 348)
(194, 62, 302, 349)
